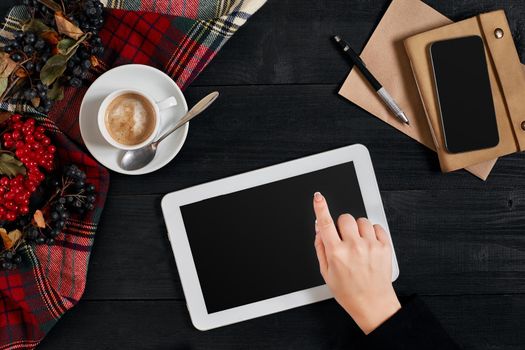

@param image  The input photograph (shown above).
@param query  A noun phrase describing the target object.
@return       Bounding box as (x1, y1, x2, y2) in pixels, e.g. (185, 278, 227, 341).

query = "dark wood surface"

(3, 1, 525, 349)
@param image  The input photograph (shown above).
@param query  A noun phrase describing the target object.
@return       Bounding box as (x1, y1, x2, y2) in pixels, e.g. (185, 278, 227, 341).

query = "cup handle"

(156, 96, 177, 111)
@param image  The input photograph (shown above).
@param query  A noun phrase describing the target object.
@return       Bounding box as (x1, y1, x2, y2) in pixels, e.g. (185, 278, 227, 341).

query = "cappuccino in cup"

(105, 93, 156, 146)
(97, 89, 178, 150)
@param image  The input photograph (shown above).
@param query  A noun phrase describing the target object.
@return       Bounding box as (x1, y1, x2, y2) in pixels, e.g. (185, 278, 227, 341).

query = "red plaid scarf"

(0, 0, 265, 348)
(0, 116, 110, 350)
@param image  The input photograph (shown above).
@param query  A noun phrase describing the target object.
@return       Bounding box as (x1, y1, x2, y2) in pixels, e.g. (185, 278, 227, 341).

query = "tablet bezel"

(161, 144, 399, 330)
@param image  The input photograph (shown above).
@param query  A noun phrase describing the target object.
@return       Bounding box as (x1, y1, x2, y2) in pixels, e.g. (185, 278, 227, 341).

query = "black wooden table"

(2, 1, 525, 349)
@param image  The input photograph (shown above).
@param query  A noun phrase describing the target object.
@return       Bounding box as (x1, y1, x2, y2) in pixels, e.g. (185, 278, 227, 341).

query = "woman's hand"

(312, 192, 401, 334)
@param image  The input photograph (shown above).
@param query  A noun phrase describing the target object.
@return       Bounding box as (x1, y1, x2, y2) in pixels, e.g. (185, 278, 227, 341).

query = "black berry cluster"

(3, 31, 54, 113)
(65, 38, 102, 88)
(0, 0, 105, 110)
(0, 164, 97, 271)
(62, 164, 97, 214)
(30, 165, 96, 241)
(66, 0, 105, 35)
(0, 249, 23, 270)
(60, 0, 105, 88)
(21, 0, 105, 34)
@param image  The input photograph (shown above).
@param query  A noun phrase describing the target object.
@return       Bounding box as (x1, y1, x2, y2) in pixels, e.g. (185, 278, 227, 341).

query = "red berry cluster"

(0, 114, 56, 221)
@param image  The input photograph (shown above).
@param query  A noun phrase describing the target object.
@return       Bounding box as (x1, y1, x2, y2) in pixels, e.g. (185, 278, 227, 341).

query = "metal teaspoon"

(120, 91, 219, 171)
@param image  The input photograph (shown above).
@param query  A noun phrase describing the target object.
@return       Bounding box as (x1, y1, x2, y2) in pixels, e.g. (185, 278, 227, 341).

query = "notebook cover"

(404, 10, 525, 173)
(338, 0, 501, 180)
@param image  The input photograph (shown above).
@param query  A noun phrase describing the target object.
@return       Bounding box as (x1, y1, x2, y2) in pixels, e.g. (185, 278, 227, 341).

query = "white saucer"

(79, 64, 188, 175)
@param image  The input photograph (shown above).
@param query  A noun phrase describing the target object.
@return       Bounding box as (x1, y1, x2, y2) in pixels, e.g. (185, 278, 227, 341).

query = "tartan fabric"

(0, 114, 110, 350)
(0, 0, 264, 348)
(0, 0, 266, 143)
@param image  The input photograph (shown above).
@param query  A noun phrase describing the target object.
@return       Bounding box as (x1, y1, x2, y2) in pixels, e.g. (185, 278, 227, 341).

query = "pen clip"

(337, 36, 367, 68)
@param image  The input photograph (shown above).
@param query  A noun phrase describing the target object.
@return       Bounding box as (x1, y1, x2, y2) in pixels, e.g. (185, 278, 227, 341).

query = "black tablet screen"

(180, 161, 367, 313)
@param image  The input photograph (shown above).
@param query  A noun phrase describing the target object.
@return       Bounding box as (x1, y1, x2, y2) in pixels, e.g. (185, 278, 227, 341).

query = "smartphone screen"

(430, 35, 499, 153)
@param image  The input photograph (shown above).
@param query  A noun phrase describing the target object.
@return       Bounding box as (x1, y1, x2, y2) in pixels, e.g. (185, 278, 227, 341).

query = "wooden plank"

(83, 189, 525, 299)
(106, 85, 525, 196)
(85, 194, 182, 300)
(37, 295, 525, 350)
(191, 0, 525, 86)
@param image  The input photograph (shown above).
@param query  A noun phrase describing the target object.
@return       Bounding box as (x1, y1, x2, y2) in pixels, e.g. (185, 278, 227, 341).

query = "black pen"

(334, 35, 410, 125)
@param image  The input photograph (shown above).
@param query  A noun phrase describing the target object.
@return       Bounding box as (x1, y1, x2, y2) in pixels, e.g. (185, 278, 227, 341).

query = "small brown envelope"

(339, 0, 525, 180)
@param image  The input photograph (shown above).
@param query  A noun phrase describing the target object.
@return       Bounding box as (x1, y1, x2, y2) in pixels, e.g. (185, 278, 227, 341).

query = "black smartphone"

(430, 35, 499, 153)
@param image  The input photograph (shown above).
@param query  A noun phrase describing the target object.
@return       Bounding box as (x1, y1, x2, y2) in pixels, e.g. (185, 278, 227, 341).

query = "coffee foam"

(105, 93, 156, 146)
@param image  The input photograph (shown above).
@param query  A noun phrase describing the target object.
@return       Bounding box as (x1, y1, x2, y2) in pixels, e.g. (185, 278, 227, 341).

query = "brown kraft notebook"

(404, 9, 525, 173)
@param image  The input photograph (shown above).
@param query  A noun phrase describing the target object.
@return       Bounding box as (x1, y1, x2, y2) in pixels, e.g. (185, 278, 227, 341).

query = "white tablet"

(161, 144, 399, 331)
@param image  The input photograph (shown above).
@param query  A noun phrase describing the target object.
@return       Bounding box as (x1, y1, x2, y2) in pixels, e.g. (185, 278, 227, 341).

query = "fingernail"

(314, 192, 323, 202)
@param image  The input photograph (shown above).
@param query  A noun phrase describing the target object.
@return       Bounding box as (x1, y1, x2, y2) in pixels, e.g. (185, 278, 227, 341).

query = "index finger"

(313, 192, 341, 246)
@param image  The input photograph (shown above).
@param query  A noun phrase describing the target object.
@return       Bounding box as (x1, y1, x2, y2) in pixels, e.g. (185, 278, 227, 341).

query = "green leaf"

(0, 154, 26, 178)
(57, 38, 76, 55)
(56, 33, 89, 60)
(0, 77, 8, 96)
(47, 81, 64, 101)
(22, 18, 51, 34)
(40, 54, 67, 86)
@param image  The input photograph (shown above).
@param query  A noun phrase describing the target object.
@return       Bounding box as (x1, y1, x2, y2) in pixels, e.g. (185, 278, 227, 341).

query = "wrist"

(343, 290, 401, 335)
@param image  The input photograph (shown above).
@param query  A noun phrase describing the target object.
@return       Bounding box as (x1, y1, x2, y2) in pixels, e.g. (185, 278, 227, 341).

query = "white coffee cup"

(97, 88, 177, 150)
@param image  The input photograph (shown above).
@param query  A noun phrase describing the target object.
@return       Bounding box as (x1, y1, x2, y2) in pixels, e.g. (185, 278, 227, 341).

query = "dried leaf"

(31, 96, 41, 107)
(90, 55, 100, 68)
(0, 112, 11, 124)
(0, 77, 7, 97)
(55, 12, 84, 40)
(41, 30, 60, 45)
(0, 56, 8, 74)
(22, 18, 51, 34)
(33, 210, 46, 228)
(1, 32, 14, 41)
(40, 54, 67, 86)
(57, 38, 76, 55)
(15, 67, 28, 78)
(0, 228, 10, 249)
(47, 81, 64, 101)
(8, 230, 21, 248)
(0, 153, 27, 177)
(37, 0, 62, 12)
(0, 229, 21, 250)
(0, 52, 18, 78)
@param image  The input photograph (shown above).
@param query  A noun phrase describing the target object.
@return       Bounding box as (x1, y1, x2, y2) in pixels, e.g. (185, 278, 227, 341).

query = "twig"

(0, 76, 21, 102)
